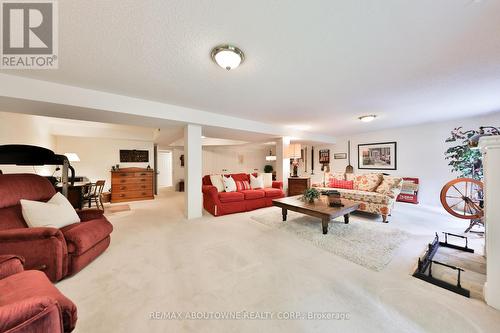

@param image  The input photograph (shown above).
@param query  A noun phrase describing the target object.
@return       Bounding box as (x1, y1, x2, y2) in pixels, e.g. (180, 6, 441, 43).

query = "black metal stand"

(465, 218, 485, 234)
(439, 232, 474, 253)
(413, 232, 473, 298)
(0, 145, 75, 198)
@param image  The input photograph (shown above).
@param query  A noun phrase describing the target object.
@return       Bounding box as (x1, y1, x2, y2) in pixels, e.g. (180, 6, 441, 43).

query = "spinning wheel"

(440, 178, 484, 232)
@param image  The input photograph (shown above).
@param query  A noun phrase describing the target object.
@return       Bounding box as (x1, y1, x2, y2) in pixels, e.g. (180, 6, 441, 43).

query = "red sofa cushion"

(0, 270, 77, 332)
(0, 205, 27, 230)
(240, 190, 265, 200)
(228, 173, 249, 182)
(262, 188, 284, 198)
(205, 173, 250, 185)
(202, 175, 212, 186)
(0, 255, 24, 279)
(61, 218, 113, 255)
(76, 209, 104, 222)
(0, 174, 55, 210)
(218, 192, 244, 203)
(0, 296, 63, 333)
(329, 179, 354, 189)
(235, 180, 251, 191)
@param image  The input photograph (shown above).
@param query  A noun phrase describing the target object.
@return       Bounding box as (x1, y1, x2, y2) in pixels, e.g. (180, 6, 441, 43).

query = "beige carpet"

(251, 210, 409, 271)
(431, 245, 486, 300)
(55, 191, 500, 333)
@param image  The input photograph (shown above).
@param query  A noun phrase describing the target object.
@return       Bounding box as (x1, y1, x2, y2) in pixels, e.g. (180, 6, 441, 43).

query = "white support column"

(276, 137, 291, 193)
(480, 136, 500, 310)
(184, 124, 203, 219)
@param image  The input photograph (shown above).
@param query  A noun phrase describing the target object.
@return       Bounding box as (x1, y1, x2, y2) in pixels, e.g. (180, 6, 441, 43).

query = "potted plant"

(264, 165, 273, 173)
(444, 126, 500, 180)
(303, 188, 320, 203)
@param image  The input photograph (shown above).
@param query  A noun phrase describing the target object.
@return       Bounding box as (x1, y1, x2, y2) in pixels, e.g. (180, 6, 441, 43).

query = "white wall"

(55, 136, 154, 190)
(0, 111, 56, 175)
(480, 136, 500, 310)
(297, 111, 500, 208)
(203, 146, 271, 175)
(171, 147, 184, 190)
(184, 124, 203, 219)
(171, 145, 273, 189)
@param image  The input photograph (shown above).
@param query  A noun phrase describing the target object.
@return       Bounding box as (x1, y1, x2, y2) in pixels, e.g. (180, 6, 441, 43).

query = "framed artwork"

(319, 149, 330, 164)
(334, 153, 347, 160)
(120, 150, 149, 162)
(358, 142, 397, 170)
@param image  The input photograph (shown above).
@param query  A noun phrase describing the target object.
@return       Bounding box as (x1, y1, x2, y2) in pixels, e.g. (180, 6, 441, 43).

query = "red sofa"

(0, 255, 77, 333)
(0, 174, 113, 282)
(202, 173, 285, 216)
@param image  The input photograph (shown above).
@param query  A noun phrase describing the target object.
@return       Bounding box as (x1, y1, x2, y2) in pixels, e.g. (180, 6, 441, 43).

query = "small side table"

(288, 177, 310, 196)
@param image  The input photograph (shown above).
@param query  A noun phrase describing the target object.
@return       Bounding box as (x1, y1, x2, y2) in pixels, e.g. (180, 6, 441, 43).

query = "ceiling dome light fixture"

(358, 115, 377, 122)
(211, 44, 244, 70)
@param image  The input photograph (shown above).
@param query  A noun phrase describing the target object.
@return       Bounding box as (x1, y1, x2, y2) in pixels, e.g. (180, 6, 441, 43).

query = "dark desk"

(55, 182, 90, 210)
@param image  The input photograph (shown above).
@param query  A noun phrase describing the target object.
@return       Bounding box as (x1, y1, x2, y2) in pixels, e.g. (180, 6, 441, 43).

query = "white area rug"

(251, 210, 409, 271)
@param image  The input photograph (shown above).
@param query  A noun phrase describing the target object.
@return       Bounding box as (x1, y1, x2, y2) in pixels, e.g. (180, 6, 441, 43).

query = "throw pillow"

(222, 176, 237, 192)
(345, 173, 355, 181)
(353, 173, 383, 192)
(21, 192, 81, 229)
(235, 180, 251, 191)
(259, 173, 273, 188)
(209, 174, 225, 192)
(329, 179, 354, 189)
(376, 175, 403, 198)
(250, 174, 264, 189)
(329, 172, 345, 181)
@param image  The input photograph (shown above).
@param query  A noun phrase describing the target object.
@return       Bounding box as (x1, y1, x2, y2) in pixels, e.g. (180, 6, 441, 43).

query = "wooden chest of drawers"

(288, 177, 311, 196)
(111, 167, 154, 203)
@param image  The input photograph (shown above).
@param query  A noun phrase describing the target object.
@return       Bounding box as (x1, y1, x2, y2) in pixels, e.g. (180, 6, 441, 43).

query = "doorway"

(157, 150, 173, 188)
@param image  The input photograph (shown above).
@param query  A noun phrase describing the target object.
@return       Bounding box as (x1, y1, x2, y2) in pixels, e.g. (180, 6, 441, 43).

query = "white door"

(158, 151, 173, 187)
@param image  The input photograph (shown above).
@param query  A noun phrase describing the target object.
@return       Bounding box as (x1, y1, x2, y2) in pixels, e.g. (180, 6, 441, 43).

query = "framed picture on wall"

(120, 150, 149, 162)
(319, 149, 330, 164)
(358, 142, 397, 170)
(333, 153, 347, 159)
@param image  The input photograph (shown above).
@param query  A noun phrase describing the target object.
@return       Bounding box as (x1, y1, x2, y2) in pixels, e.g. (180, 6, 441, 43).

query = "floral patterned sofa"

(313, 172, 403, 222)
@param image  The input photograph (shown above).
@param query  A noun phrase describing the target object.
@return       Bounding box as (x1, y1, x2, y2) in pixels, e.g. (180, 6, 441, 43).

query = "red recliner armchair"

(0, 255, 77, 333)
(0, 174, 113, 282)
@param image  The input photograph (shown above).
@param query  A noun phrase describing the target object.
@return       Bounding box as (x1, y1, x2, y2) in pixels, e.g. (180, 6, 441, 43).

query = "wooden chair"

(82, 180, 105, 210)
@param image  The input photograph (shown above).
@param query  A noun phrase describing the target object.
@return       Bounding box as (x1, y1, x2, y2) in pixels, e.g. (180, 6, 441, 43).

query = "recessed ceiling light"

(211, 45, 244, 70)
(201, 136, 206, 139)
(358, 115, 377, 122)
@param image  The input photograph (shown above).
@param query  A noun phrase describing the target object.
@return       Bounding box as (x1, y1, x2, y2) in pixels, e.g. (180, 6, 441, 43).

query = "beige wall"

(55, 136, 154, 190)
(171, 145, 273, 188)
(297, 111, 500, 208)
(0, 112, 56, 175)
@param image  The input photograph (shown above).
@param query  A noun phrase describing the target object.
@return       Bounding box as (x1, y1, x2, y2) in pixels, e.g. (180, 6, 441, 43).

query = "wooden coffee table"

(272, 195, 360, 234)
